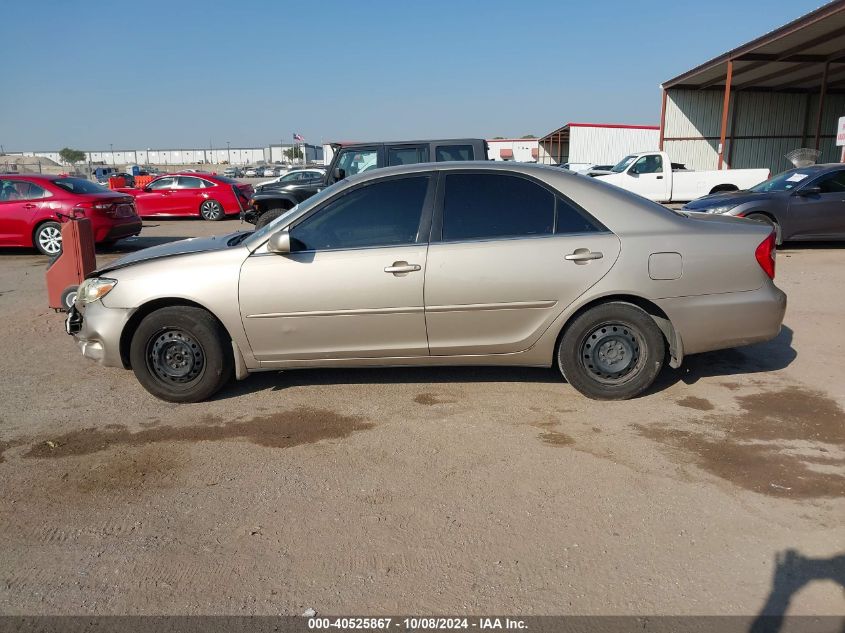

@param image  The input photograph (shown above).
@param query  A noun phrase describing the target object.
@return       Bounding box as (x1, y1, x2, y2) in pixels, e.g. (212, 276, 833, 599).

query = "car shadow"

(212, 325, 795, 401)
(211, 365, 564, 401)
(649, 325, 796, 392)
(748, 549, 844, 633)
(780, 240, 845, 251)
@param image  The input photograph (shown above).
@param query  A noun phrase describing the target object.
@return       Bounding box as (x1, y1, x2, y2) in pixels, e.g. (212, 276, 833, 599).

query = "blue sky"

(0, 0, 825, 150)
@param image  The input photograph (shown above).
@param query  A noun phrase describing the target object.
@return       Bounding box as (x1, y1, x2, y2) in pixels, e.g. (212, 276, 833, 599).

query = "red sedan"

(0, 174, 142, 256)
(124, 173, 253, 220)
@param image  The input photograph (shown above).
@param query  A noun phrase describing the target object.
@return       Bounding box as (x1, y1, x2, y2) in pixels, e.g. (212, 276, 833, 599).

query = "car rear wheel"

(557, 302, 665, 400)
(744, 213, 781, 245)
(129, 306, 233, 403)
(199, 199, 225, 221)
(254, 207, 288, 230)
(60, 285, 78, 312)
(34, 221, 62, 256)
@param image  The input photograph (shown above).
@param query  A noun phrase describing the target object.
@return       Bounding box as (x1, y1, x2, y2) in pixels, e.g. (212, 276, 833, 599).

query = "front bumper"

(66, 301, 133, 368)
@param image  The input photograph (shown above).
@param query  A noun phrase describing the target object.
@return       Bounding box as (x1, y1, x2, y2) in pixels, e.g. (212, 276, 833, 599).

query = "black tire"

(254, 207, 287, 230)
(199, 199, 225, 221)
(60, 285, 78, 312)
(34, 221, 63, 257)
(129, 306, 233, 403)
(557, 302, 665, 400)
(744, 213, 782, 245)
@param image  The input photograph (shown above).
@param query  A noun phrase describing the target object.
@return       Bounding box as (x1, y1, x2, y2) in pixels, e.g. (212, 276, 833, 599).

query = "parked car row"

(0, 174, 141, 255)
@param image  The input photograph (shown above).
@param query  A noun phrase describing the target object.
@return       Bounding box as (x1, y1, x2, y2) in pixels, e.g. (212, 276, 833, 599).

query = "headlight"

(708, 204, 739, 214)
(78, 278, 117, 304)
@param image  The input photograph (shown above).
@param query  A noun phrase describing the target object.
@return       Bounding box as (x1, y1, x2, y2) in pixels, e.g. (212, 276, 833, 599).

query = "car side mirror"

(267, 228, 291, 254)
(333, 167, 345, 181)
(797, 185, 821, 196)
(627, 167, 639, 176)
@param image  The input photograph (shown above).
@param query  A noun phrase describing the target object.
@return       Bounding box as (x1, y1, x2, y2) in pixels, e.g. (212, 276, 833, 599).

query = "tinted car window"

(147, 177, 176, 190)
(291, 176, 429, 251)
(442, 173, 554, 241)
(0, 180, 51, 201)
(435, 145, 473, 162)
(815, 170, 845, 193)
(175, 176, 206, 189)
(52, 178, 109, 194)
(388, 146, 429, 166)
(555, 197, 605, 234)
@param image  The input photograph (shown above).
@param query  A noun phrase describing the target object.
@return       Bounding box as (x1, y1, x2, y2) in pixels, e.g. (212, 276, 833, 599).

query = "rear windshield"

(213, 175, 239, 184)
(53, 178, 110, 194)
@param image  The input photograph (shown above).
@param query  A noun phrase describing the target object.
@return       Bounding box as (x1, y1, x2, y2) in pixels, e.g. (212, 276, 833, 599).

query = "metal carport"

(659, 0, 845, 174)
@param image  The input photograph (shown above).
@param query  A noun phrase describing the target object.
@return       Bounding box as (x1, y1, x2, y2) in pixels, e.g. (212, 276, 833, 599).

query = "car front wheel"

(129, 306, 233, 402)
(557, 302, 665, 400)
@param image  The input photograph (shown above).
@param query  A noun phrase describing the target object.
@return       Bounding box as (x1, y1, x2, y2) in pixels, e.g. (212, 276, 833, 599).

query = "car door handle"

(656, 175, 664, 179)
(384, 261, 421, 275)
(23, 203, 36, 209)
(565, 249, 603, 264)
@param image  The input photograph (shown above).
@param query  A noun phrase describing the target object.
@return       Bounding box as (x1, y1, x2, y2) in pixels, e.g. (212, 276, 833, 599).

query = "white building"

(486, 138, 539, 162)
(538, 123, 660, 167)
(267, 144, 323, 164)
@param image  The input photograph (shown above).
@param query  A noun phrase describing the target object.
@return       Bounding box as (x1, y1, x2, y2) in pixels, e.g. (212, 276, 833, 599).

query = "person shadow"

(750, 549, 845, 633)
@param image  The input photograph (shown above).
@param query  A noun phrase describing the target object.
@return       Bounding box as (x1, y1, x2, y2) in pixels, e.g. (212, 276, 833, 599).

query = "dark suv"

(244, 138, 488, 228)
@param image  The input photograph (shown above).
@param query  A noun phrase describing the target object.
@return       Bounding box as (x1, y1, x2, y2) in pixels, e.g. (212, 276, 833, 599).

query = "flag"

(293, 133, 304, 142)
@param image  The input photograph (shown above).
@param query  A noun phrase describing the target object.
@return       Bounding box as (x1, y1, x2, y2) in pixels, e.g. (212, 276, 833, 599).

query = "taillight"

(755, 231, 776, 279)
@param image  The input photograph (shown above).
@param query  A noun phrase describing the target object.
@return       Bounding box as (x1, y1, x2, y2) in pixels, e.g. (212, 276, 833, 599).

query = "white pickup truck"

(594, 151, 769, 203)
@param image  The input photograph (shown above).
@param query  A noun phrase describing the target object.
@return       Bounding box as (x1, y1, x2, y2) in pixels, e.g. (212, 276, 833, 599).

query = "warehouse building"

(537, 123, 659, 167)
(659, 0, 845, 175)
(487, 138, 539, 162)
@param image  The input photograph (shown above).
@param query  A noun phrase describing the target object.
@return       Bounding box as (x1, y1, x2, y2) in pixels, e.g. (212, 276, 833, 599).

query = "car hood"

(683, 190, 775, 210)
(95, 232, 248, 274)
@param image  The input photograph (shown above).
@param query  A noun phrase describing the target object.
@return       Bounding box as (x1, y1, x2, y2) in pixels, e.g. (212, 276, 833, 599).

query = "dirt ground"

(0, 218, 842, 616)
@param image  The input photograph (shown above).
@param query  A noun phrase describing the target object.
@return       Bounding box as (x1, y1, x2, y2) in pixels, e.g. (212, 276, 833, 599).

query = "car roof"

(332, 138, 484, 148)
(0, 173, 74, 181)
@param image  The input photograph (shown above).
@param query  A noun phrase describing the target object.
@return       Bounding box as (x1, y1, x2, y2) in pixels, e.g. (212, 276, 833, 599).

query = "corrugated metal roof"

(662, 0, 845, 91)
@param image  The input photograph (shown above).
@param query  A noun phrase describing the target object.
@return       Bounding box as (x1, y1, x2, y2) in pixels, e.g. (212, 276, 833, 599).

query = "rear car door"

(172, 176, 208, 214)
(424, 171, 620, 355)
(239, 174, 434, 362)
(788, 169, 845, 239)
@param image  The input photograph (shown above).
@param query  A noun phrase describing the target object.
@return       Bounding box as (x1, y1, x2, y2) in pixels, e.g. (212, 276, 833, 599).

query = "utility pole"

(109, 143, 114, 166)
(227, 141, 231, 164)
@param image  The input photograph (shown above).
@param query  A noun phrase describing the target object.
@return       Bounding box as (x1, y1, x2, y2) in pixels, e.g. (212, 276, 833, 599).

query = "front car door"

(788, 169, 845, 239)
(625, 154, 666, 201)
(0, 179, 52, 246)
(424, 171, 620, 355)
(135, 176, 177, 215)
(238, 174, 435, 362)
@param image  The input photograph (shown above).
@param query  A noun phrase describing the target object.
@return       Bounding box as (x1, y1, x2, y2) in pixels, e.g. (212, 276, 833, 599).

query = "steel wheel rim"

(64, 292, 77, 309)
(201, 201, 222, 220)
(147, 329, 205, 385)
(38, 226, 62, 254)
(579, 321, 645, 385)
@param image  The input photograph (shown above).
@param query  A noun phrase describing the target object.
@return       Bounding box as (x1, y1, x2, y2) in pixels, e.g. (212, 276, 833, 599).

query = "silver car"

(67, 162, 786, 402)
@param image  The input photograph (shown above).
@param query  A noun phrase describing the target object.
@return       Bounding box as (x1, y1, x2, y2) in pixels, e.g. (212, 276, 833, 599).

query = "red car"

(0, 174, 142, 256)
(123, 172, 253, 220)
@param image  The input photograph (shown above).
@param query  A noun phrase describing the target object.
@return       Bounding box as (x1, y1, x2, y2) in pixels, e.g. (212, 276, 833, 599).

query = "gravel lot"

(0, 218, 842, 616)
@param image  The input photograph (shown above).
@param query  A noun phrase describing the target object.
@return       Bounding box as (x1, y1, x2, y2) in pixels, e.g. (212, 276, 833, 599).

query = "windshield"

(749, 170, 813, 193)
(53, 178, 111, 194)
(611, 155, 637, 173)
